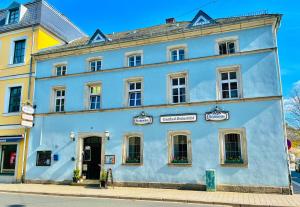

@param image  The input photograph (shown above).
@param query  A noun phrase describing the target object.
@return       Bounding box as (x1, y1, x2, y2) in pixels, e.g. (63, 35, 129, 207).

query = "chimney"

(166, 18, 176, 24)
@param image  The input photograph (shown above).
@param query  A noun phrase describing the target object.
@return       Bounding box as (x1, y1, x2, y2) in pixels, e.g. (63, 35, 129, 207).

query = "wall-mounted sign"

(133, 111, 153, 125)
(22, 113, 34, 121)
(22, 105, 35, 115)
(21, 105, 35, 128)
(160, 114, 197, 123)
(105, 155, 115, 164)
(21, 120, 34, 128)
(205, 107, 229, 121)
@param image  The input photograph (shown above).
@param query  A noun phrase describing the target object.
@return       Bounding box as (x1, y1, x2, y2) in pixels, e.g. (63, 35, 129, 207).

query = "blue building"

(26, 11, 290, 194)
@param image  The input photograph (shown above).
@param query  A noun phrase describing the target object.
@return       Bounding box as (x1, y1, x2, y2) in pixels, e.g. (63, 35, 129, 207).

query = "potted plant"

(73, 169, 80, 183)
(99, 169, 107, 188)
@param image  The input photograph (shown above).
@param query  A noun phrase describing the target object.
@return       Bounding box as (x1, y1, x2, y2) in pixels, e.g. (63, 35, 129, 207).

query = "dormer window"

(8, 8, 19, 24)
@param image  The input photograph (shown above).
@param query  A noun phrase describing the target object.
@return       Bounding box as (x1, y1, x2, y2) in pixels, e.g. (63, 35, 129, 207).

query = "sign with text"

(105, 155, 115, 164)
(205, 107, 229, 121)
(22, 105, 35, 115)
(21, 105, 35, 128)
(21, 120, 34, 128)
(133, 112, 153, 125)
(160, 114, 197, 123)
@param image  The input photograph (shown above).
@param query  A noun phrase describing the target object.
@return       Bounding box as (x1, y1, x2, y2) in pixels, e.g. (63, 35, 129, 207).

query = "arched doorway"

(82, 137, 102, 180)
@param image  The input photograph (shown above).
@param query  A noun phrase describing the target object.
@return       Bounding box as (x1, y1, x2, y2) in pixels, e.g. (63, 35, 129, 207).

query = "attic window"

(89, 29, 107, 44)
(193, 16, 210, 26)
(8, 8, 19, 24)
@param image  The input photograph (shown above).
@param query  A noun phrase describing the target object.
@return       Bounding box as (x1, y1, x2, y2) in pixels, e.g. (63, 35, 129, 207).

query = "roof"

(0, 0, 86, 42)
(34, 11, 282, 56)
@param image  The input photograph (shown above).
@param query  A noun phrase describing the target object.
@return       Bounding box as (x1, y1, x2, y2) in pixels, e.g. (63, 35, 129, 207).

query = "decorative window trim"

(167, 130, 192, 166)
(52, 62, 67, 76)
(9, 36, 27, 66)
(84, 81, 102, 110)
(124, 50, 143, 67)
(50, 86, 66, 112)
(86, 56, 103, 71)
(122, 133, 144, 166)
(166, 44, 188, 61)
(167, 71, 189, 104)
(219, 128, 248, 167)
(3, 83, 23, 115)
(215, 36, 239, 55)
(124, 77, 143, 107)
(216, 65, 243, 100)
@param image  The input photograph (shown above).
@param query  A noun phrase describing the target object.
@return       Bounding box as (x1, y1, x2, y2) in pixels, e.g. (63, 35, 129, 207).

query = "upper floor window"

(128, 55, 142, 67)
(54, 89, 65, 112)
(218, 40, 236, 55)
(13, 39, 25, 64)
(128, 81, 142, 107)
(89, 85, 101, 110)
(8, 8, 19, 24)
(89, 59, 102, 71)
(8, 86, 21, 113)
(170, 48, 185, 61)
(56, 65, 67, 76)
(219, 69, 240, 99)
(170, 74, 187, 104)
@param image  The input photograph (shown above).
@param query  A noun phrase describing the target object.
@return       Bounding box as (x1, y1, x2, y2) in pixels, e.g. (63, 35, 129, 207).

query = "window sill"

(220, 162, 248, 168)
(122, 163, 143, 166)
(0, 173, 14, 176)
(168, 163, 192, 167)
(2, 112, 20, 117)
(8, 63, 25, 68)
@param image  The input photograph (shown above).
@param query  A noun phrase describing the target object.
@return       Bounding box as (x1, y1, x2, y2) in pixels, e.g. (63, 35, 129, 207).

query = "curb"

(0, 189, 292, 207)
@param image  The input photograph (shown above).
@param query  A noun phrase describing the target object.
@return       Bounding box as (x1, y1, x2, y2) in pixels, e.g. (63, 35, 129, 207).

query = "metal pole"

(21, 127, 28, 183)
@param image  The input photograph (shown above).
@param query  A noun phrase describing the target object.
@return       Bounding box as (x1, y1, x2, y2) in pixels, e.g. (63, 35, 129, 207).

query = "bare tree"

(288, 89, 300, 129)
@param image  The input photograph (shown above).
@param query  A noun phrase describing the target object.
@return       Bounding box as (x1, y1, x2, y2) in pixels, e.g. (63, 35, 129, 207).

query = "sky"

(0, 0, 299, 99)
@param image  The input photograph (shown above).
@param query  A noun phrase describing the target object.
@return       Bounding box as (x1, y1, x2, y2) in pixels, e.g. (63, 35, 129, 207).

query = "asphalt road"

(292, 170, 300, 194)
(0, 192, 229, 207)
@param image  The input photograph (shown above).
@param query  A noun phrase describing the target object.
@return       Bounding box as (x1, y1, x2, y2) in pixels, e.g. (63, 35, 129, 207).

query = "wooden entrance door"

(82, 137, 101, 180)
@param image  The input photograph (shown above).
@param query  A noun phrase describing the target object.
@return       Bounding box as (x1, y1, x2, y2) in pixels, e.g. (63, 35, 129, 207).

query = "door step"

(71, 179, 99, 187)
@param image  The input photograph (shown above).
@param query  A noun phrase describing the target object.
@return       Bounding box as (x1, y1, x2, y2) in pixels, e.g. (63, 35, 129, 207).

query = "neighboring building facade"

(0, 0, 85, 183)
(27, 11, 290, 193)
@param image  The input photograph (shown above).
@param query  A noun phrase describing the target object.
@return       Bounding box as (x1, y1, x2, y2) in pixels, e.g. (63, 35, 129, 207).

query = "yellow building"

(0, 0, 85, 182)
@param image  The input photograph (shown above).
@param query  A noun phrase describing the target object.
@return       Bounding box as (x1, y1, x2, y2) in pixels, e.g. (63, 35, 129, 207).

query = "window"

(219, 70, 239, 99)
(170, 49, 185, 61)
(128, 81, 142, 107)
(54, 89, 65, 112)
(0, 145, 17, 175)
(8, 8, 19, 24)
(56, 65, 67, 76)
(8, 86, 21, 113)
(219, 41, 236, 55)
(170, 75, 186, 103)
(123, 134, 143, 165)
(128, 55, 142, 67)
(168, 132, 192, 165)
(13, 39, 25, 64)
(89, 85, 101, 110)
(36, 151, 51, 166)
(219, 128, 247, 166)
(89, 60, 102, 71)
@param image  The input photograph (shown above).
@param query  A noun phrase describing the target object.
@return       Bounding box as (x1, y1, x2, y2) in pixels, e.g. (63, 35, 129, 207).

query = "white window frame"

(55, 65, 67, 76)
(125, 50, 143, 67)
(167, 44, 188, 61)
(9, 36, 27, 66)
(124, 77, 143, 107)
(168, 72, 188, 104)
(122, 133, 143, 165)
(127, 80, 142, 107)
(219, 128, 248, 167)
(52, 87, 65, 112)
(52, 62, 67, 76)
(217, 66, 242, 100)
(87, 57, 103, 72)
(167, 131, 192, 166)
(215, 36, 239, 55)
(3, 83, 23, 115)
(88, 84, 101, 110)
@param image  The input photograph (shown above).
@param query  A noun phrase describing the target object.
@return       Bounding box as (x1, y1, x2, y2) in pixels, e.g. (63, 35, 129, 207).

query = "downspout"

(21, 25, 35, 183)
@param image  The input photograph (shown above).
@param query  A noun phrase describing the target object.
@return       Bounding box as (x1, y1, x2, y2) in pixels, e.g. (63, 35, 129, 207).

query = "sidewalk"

(0, 184, 299, 207)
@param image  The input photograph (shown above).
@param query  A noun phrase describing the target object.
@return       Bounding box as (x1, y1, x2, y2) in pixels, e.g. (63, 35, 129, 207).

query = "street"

(292, 170, 300, 194)
(0, 192, 229, 207)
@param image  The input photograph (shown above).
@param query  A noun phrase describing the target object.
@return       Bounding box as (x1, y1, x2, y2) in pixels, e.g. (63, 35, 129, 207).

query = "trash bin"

(206, 169, 216, 192)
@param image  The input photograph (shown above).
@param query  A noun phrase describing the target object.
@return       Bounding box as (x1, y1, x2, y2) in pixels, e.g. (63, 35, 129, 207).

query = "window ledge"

(2, 112, 20, 117)
(220, 162, 248, 168)
(8, 63, 25, 68)
(122, 163, 143, 166)
(168, 163, 192, 167)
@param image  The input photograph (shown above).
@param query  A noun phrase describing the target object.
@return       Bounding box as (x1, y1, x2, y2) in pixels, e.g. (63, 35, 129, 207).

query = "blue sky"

(1, 0, 299, 98)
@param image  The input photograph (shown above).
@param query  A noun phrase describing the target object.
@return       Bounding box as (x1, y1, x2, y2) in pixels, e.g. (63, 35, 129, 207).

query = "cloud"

(293, 80, 300, 91)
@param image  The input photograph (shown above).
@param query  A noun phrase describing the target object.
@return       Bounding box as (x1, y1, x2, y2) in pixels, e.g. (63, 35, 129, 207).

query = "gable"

(190, 10, 214, 27)
(89, 29, 108, 44)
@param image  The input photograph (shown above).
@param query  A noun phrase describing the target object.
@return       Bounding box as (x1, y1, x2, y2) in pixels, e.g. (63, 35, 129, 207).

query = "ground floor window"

(36, 151, 52, 166)
(123, 134, 143, 165)
(0, 144, 17, 175)
(219, 128, 247, 166)
(168, 131, 192, 165)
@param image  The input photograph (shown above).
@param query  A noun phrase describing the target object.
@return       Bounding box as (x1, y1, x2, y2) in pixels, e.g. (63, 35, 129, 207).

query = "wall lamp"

(105, 131, 110, 140)
(70, 131, 76, 141)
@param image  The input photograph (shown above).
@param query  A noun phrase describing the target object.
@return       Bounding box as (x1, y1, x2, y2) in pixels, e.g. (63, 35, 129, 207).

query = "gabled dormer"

(190, 10, 214, 27)
(89, 29, 108, 44)
(5, 1, 27, 25)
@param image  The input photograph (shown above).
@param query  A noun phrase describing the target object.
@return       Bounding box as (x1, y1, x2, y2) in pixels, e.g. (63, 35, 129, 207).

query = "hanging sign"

(22, 105, 35, 115)
(160, 114, 197, 123)
(21, 120, 34, 128)
(205, 107, 229, 121)
(21, 105, 34, 128)
(133, 111, 153, 125)
(22, 113, 34, 121)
